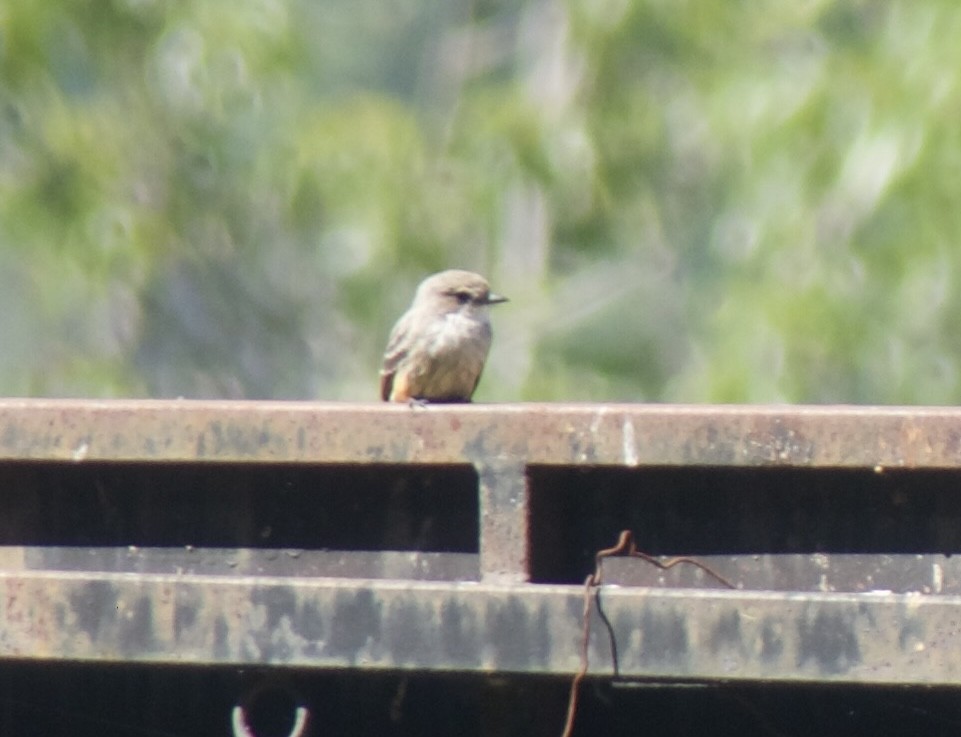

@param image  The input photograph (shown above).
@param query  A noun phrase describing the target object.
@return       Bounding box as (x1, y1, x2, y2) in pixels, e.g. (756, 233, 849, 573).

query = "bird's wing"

(379, 311, 413, 401)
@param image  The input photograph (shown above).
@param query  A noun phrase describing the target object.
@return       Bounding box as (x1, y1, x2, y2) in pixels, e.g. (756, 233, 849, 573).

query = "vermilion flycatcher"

(380, 270, 507, 403)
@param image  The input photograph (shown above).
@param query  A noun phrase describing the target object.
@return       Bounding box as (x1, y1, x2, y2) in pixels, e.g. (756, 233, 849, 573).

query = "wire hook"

(232, 679, 311, 737)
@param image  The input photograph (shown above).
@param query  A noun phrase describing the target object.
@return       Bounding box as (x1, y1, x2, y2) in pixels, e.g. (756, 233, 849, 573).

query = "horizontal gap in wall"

(0, 462, 478, 555)
(529, 466, 961, 583)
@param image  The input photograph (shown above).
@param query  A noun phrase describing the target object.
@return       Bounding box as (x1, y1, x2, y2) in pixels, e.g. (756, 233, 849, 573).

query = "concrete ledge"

(0, 399, 959, 467)
(1, 570, 958, 685)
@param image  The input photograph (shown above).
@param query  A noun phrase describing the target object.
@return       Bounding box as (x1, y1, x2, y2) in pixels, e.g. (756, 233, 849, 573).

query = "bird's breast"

(424, 312, 491, 358)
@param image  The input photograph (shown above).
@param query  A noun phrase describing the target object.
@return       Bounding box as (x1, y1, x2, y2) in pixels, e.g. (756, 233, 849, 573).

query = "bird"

(380, 269, 507, 403)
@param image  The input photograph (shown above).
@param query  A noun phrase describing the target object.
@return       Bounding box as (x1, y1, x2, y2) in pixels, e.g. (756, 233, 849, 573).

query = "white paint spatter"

(72, 442, 89, 462)
(932, 562, 944, 594)
(622, 417, 638, 467)
(577, 408, 608, 463)
(589, 409, 605, 437)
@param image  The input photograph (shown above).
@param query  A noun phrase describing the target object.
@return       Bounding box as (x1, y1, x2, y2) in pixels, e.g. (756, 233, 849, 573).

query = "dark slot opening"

(529, 466, 961, 583)
(0, 462, 478, 553)
(2, 662, 960, 737)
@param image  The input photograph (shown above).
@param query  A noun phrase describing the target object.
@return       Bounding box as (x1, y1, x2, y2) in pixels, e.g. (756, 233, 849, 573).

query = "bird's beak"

(486, 292, 508, 305)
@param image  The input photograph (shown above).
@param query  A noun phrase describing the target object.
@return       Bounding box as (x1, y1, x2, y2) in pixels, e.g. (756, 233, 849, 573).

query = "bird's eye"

(454, 291, 471, 304)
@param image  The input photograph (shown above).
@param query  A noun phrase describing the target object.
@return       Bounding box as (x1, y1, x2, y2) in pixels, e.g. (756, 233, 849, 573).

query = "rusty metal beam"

(1, 571, 959, 685)
(1, 400, 961, 468)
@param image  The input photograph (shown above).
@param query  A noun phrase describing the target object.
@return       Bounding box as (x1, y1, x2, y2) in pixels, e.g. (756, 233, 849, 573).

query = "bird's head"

(414, 269, 508, 317)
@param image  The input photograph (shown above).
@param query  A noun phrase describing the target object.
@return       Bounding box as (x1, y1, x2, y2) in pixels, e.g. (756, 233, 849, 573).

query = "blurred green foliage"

(1, 0, 960, 403)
